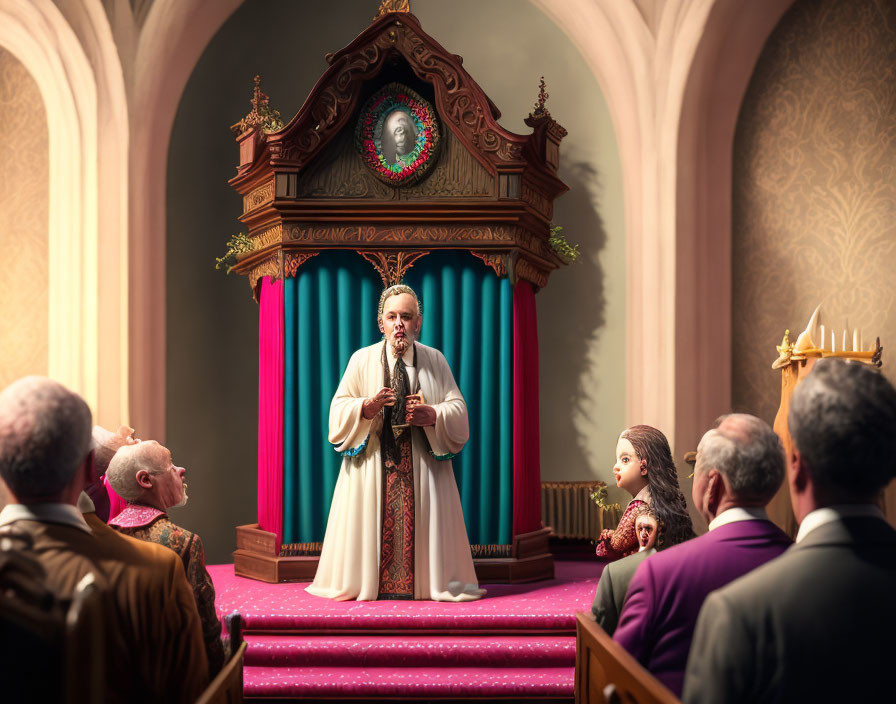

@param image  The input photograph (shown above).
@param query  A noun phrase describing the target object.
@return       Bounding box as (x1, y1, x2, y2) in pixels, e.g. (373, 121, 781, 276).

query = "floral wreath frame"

(355, 83, 441, 187)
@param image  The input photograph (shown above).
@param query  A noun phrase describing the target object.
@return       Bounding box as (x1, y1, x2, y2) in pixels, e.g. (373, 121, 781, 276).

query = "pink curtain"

(258, 277, 284, 549)
(103, 475, 128, 521)
(512, 280, 542, 536)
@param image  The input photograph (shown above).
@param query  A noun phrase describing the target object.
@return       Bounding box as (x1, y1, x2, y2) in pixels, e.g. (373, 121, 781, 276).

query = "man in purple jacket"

(613, 413, 791, 696)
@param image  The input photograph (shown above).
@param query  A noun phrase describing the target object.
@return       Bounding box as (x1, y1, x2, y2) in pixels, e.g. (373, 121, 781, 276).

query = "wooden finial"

(529, 76, 551, 119)
(251, 74, 263, 110)
(231, 74, 284, 135)
(375, 0, 410, 20)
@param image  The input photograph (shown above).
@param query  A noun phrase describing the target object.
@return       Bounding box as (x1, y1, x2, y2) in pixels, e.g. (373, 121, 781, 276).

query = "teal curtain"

(404, 253, 512, 545)
(282, 251, 512, 546)
(283, 252, 379, 545)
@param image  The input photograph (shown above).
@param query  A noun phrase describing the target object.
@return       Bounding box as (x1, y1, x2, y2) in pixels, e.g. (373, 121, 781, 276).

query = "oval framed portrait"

(355, 83, 441, 187)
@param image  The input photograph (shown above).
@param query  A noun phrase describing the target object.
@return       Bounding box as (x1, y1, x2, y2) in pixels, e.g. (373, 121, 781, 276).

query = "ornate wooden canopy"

(228, 10, 569, 297)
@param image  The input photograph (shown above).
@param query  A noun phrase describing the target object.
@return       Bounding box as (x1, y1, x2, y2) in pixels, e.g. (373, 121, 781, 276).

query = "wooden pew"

(196, 612, 248, 704)
(576, 611, 680, 704)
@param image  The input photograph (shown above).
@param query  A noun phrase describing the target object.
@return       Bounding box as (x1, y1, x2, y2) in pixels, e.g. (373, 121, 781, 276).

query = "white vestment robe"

(306, 341, 484, 602)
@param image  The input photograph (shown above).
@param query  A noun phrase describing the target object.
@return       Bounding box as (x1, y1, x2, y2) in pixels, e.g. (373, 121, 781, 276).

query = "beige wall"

(0, 48, 49, 512)
(733, 0, 896, 514)
(164, 0, 625, 560)
(0, 0, 132, 431)
(0, 49, 49, 392)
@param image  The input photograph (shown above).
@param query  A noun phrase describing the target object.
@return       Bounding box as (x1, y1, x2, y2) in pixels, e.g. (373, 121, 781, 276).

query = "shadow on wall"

(538, 160, 609, 480)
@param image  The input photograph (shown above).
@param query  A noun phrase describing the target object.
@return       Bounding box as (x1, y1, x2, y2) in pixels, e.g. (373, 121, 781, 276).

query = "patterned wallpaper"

(733, 0, 896, 424)
(0, 49, 49, 392)
(733, 0, 896, 517)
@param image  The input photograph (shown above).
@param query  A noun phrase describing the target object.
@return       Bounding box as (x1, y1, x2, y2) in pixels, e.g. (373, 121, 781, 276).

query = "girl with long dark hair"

(595, 425, 695, 560)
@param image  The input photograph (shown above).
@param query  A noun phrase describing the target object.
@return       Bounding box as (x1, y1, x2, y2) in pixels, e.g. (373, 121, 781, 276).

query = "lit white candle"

(853, 329, 859, 352)
(820, 325, 825, 350)
(831, 329, 836, 353)
(842, 329, 847, 352)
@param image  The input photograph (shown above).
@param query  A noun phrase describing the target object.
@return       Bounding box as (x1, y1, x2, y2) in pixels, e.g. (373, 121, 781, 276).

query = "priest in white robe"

(307, 284, 485, 602)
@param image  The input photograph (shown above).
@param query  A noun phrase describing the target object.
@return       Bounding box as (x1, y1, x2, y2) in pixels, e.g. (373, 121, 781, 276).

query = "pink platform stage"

(210, 560, 602, 702)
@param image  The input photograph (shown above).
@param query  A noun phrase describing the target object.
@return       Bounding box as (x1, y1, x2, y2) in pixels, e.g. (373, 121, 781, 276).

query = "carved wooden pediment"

(228, 10, 570, 295)
(231, 12, 566, 194)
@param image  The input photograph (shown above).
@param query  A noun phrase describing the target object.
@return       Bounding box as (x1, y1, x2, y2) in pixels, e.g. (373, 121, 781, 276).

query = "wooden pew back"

(196, 612, 247, 704)
(576, 611, 680, 704)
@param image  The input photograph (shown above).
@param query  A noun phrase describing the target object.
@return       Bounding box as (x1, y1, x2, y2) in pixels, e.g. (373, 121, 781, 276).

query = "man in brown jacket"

(0, 376, 209, 703)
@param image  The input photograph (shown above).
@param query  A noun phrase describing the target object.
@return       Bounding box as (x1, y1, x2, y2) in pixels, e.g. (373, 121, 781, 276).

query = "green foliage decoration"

(215, 233, 254, 274)
(590, 483, 622, 513)
(549, 224, 580, 263)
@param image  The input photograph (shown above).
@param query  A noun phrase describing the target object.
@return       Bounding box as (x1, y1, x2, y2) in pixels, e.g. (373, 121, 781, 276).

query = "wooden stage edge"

(233, 524, 555, 584)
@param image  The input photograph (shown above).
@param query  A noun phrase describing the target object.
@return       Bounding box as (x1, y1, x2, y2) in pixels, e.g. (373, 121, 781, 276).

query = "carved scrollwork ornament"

(361, 250, 429, 287)
(471, 251, 508, 278)
(515, 258, 548, 289)
(283, 251, 320, 279)
(771, 329, 795, 370)
(253, 225, 283, 249)
(243, 180, 275, 213)
(286, 224, 519, 244)
(248, 254, 282, 300)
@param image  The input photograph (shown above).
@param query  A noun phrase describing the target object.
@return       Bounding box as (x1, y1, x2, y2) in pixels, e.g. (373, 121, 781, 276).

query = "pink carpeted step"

(210, 562, 595, 700)
(209, 561, 599, 634)
(244, 634, 575, 668)
(243, 665, 574, 699)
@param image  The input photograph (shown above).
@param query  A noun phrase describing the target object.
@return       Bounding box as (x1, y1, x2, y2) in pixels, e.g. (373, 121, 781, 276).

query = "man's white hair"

(0, 376, 92, 500)
(106, 441, 167, 502)
(377, 284, 422, 317)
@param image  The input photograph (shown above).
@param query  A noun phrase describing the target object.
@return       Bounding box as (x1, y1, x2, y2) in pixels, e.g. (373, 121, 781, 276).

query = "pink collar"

(108, 503, 166, 529)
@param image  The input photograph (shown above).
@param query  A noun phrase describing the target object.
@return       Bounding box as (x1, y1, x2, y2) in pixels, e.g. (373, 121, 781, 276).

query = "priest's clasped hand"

(362, 387, 397, 419)
(405, 393, 436, 427)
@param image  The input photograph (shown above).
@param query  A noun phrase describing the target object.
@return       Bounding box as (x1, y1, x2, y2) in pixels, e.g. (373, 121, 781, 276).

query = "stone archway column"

(0, 0, 102, 418)
(128, 0, 242, 440)
(532, 0, 793, 486)
(532, 0, 716, 448)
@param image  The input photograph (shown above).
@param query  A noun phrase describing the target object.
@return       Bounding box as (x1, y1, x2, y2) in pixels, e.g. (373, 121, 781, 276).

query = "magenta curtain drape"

(512, 280, 542, 536)
(103, 474, 127, 520)
(257, 277, 285, 549)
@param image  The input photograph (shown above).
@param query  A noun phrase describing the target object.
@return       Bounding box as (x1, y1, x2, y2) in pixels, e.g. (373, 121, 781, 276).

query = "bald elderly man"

(0, 377, 209, 702)
(107, 441, 225, 675)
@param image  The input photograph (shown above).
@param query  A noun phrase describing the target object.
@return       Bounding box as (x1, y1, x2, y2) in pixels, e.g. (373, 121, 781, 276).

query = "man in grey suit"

(592, 508, 659, 634)
(682, 358, 896, 703)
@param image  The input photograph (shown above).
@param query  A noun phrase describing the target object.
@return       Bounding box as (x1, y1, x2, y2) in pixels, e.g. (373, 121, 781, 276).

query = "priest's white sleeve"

(329, 350, 374, 455)
(423, 351, 469, 459)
